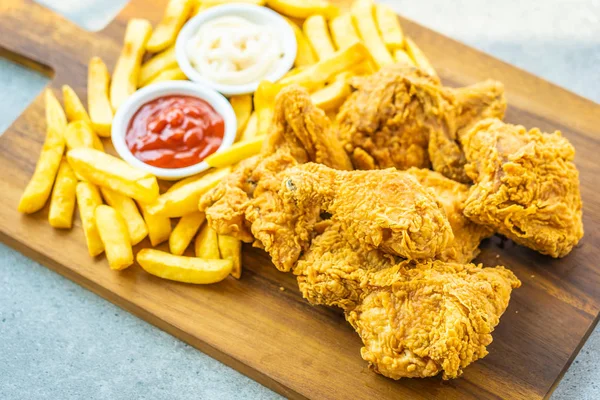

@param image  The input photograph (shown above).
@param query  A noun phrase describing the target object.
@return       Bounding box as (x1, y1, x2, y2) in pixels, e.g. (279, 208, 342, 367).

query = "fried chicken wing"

(406, 168, 494, 263)
(337, 65, 505, 182)
(461, 119, 584, 258)
(282, 163, 454, 259)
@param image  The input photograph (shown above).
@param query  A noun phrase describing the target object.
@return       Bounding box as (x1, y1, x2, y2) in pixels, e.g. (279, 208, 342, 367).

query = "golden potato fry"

(218, 234, 242, 279)
(286, 19, 317, 67)
(330, 13, 361, 50)
(101, 188, 148, 245)
(147, 0, 194, 53)
(138, 202, 172, 247)
(62, 85, 92, 126)
(239, 112, 259, 142)
(48, 159, 77, 229)
(170, 212, 206, 255)
(139, 45, 178, 87)
(254, 81, 282, 136)
(167, 173, 205, 193)
(147, 167, 230, 217)
(267, 0, 339, 19)
(18, 89, 66, 214)
(76, 182, 104, 257)
(110, 19, 153, 111)
(303, 15, 335, 61)
(65, 121, 104, 152)
(375, 4, 404, 50)
(45, 88, 68, 139)
(279, 42, 370, 90)
(230, 95, 252, 139)
(205, 137, 264, 168)
(137, 249, 232, 284)
(311, 78, 352, 111)
(394, 49, 416, 66)
(405, 37, 437, 78)
(95, 205, 133, 270)
(143, 66, 187, 86)
(352, 0, 393, 68)
(87, 57, 113, 137)
(67, 148, 159, 204)
(195, 222, 220, 259)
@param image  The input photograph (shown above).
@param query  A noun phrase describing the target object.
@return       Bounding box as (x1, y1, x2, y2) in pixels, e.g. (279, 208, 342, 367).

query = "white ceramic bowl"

(175, 4, 297, 96)
(111, 81, 237, 181)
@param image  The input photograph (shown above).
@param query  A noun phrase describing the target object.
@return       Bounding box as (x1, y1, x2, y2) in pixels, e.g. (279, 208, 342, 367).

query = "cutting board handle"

(0, 0, 116, 83)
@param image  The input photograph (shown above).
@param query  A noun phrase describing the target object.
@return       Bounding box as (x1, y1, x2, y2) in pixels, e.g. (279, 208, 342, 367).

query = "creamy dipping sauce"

(187, 16, 283, 85)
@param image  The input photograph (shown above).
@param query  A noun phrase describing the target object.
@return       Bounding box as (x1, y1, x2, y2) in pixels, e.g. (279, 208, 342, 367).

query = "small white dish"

(111, 81, 237, 181)
(175, 4, 297, 96)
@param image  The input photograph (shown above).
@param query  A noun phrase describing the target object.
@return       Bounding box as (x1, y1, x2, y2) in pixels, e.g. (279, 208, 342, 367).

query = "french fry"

(330, 13, 361, 50)
(239, 112, 259, 142)
(110, 19, 153, 111)
(143, 66, 187, 86)
(147, 0, 194, 53)
(218, 234, 242, 279)
(169, 212, 206, 255)
(48, 159, 77, 229)
(279, 42, 370, 90)
(311, 78, 352, 111)
(195, 223, 220, 259)
(146, 167, 231, 217)
(137, 249, 232, 284)
(405, 37, 437, 78)
(101, 188, 148, 245)
(139, 46, 178, 87)
(267, 0, 339, 19)
(394, 49, 416, 66)
(230, 95, 252, 139)
(205, 137, 264, 168)
(65, 121, 104, 152)
(88, 57, 113, 137)
(95, 205, 134, 270)
(18, 89, 66, 214)
(375, 4, 405, 50)
(287, 20, 317, 67)
(62, 85, 92, 126)
(254, 81, 282, 136)
(138, 202, 172, 247)
(67, 148, 159, 204)
(352, 0, 393, 68)
(76, 182, 104, 257)
(303, 15, 336, 60)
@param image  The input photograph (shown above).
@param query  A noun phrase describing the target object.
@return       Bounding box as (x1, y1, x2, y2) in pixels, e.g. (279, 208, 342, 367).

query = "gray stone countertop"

(1, 0, 598, 399)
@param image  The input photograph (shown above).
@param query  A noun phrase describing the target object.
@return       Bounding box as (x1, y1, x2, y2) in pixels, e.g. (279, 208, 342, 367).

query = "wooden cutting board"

(1, 0, 600, 398)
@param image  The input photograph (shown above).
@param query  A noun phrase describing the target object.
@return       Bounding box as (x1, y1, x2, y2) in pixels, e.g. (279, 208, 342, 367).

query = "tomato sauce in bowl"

(125, 95, 225, 169)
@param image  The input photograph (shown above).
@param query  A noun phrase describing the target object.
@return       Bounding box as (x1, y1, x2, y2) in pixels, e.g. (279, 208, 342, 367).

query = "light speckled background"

(0, 1, 598, 399)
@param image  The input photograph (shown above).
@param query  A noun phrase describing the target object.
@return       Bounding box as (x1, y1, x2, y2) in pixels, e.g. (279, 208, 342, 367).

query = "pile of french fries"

(18, 0, 437, 286)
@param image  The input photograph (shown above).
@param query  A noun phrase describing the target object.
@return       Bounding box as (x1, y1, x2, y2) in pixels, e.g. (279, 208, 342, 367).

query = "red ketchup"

(126, 95, 225, 169)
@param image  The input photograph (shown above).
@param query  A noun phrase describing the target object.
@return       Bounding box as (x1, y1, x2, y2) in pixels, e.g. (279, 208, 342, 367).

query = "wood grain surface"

(1, 0, 599, 399)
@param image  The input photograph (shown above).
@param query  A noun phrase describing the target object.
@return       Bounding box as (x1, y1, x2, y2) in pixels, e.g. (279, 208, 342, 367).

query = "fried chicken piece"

(281, 163, 454, 260)
(337, 64, 505, 182)
(346, 260, 520, 380)
(406, 168, 493, 263)
(264, 86, 353, 171)
(294, 222, 403, 310)
(461, 118, 584, 258)
(200, 86, 351, 271)
(293, 222, 520, 379)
